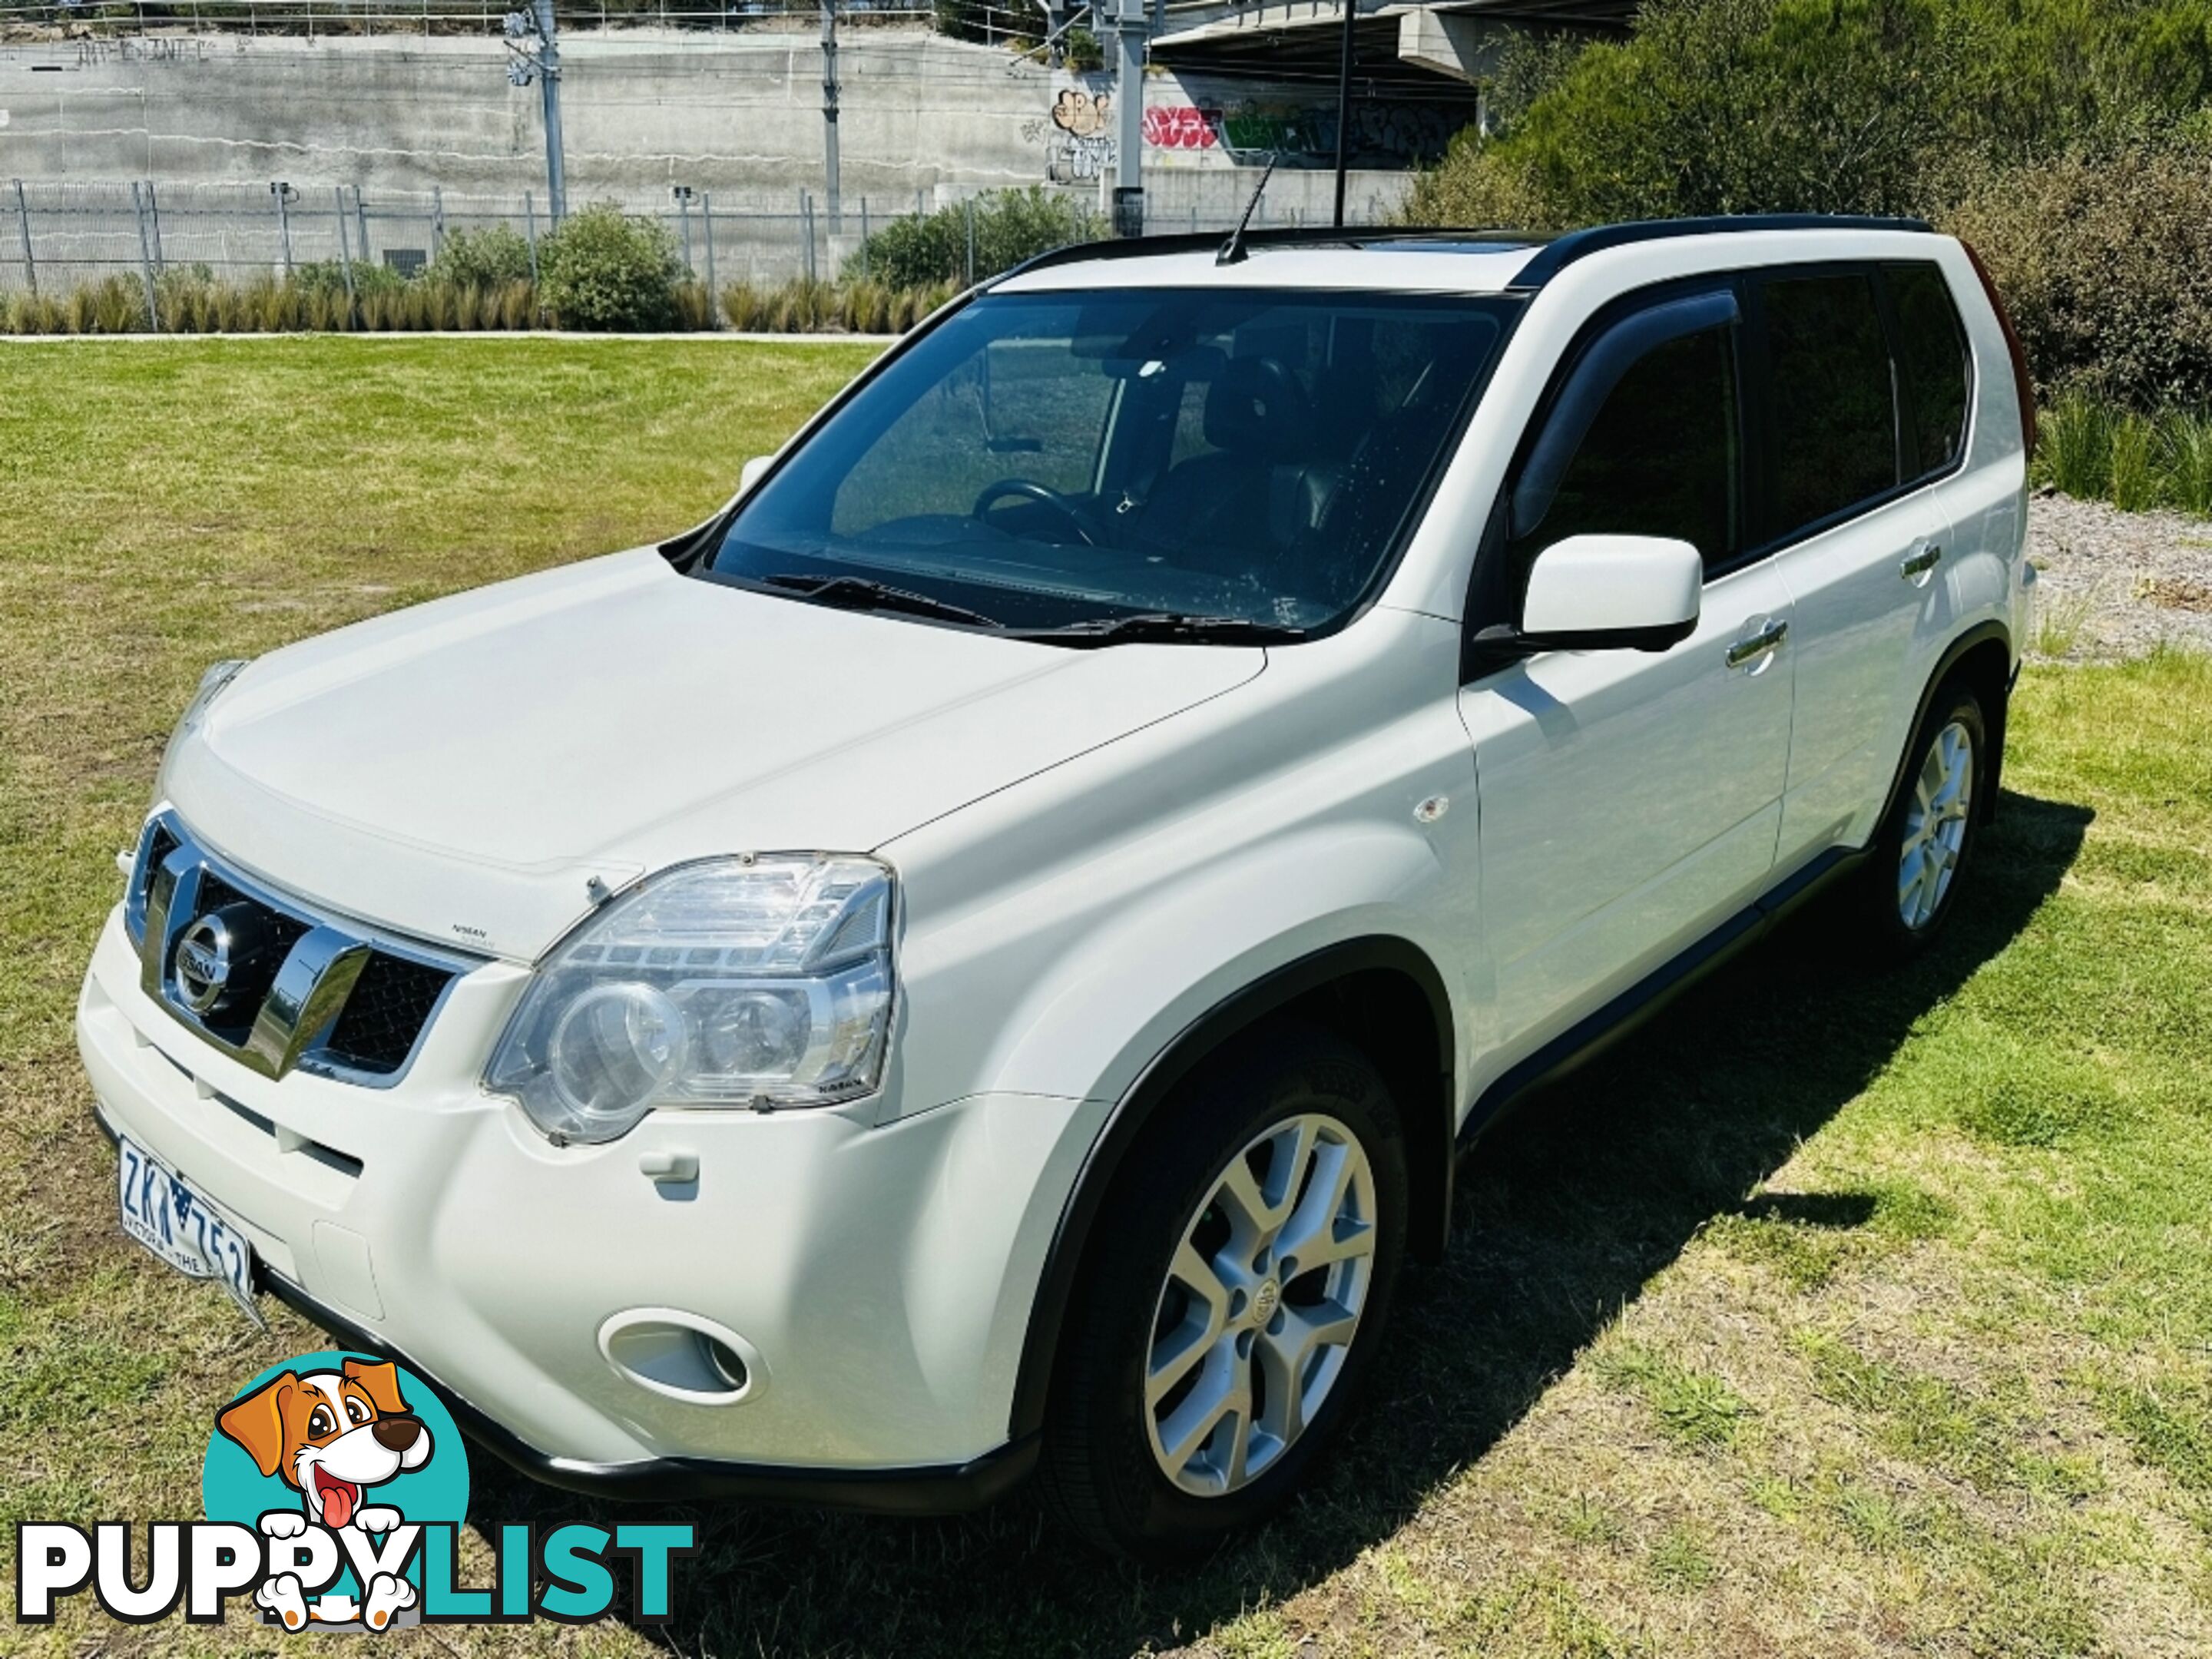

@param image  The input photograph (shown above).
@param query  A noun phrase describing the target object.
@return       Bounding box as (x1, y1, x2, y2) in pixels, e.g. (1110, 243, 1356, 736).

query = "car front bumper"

(78, 905, 1100, 1503)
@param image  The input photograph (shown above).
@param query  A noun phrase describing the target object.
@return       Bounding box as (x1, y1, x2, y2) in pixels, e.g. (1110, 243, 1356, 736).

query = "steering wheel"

(972, 478, 1098, 546)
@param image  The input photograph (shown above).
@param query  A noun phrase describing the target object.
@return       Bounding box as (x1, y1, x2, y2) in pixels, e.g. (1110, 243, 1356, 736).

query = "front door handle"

(1900, 541, 1944, 579)
(1725, 618, 1789, 669)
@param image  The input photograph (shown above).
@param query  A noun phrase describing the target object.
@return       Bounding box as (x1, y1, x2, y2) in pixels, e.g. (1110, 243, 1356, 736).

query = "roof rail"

(1505, 214, 1936, 290)
(981, 214, 1934, 295)
(991, 225, 1547, 286)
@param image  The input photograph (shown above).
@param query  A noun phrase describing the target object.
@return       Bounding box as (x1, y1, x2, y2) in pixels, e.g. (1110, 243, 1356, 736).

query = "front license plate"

(116, 1134, 262, 1323)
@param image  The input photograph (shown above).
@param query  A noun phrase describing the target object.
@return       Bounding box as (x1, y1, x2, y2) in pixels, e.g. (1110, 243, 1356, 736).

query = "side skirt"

(1458, 843, 1860, 1146)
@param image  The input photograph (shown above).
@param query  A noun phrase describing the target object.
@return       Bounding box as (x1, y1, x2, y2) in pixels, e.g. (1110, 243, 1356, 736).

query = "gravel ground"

(2025, 490, 2212, 661)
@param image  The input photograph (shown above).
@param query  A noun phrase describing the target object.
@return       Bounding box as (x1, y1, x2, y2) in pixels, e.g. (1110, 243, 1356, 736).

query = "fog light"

(597, 1308, 764, 1406)
(699, 1333, 749, 1392)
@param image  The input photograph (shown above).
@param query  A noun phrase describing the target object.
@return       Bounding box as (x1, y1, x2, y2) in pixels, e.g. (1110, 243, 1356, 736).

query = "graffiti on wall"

(1030, 84, 1118, 182)
(1034, 77, 1469, 180)
(1142, 99, 1461, 164)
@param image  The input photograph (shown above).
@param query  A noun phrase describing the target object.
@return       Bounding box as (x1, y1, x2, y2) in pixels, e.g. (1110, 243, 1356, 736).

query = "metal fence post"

(432, 185, 446, 262)
(523, 189, 539, 286)
(130, 180, 159, 329)
(964, 196, 975, 286)
(700, 191, 717, 321)
(10, 180, 33, 298)
(146, 180, 164, 271)
(858, 197, 869, 280)
(355, 185, 370, 270)
(334, 184, 357, 319)
(676, 188, 694, 276)
(799, 190, 816, 283)
(273, 182, 293, 276)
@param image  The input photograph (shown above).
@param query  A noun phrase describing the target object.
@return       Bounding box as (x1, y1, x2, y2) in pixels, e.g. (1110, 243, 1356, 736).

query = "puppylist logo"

(15, 1350, 694, 1631)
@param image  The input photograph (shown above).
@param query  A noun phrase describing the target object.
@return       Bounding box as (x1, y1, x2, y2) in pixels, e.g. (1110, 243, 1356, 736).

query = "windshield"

(702, 287, 1518, 639)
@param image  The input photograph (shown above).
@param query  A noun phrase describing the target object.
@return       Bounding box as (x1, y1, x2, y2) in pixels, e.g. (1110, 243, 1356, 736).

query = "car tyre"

(1040, 1027, 1409, 1562)
(1847, 681, 1988, 960)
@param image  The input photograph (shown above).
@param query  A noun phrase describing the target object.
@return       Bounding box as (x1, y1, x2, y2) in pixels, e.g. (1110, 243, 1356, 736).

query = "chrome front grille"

(124, 813, 477, 1088)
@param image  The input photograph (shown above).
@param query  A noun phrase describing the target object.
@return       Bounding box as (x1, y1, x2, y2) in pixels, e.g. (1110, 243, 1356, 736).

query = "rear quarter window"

(1760, 271, 1900, 541)
(1884, 262, 1972, 478)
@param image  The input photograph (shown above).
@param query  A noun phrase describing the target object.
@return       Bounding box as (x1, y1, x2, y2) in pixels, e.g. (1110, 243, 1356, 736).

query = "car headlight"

(485, 855, 896, 1145)
(156, 658, 249, 796)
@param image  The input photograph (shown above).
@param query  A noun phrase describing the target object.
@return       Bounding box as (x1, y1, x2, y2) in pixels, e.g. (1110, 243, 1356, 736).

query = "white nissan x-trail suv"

(81, 215, 2034, 1558)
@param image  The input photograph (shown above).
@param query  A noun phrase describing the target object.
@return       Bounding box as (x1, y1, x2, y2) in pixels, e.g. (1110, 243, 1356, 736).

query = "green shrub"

(2108, 412, 2164, 512)
(1407, 0, 2212, 404)
(429, 224, 534, 289)
(2161, 410, 2212, 516)
(1943, 147, 2212, 410)
(289, 260, 356, 299)
(352, 261, 409, 298)
(1409, 0, 1959, 227)
(2036, 389, 2116, 498)
(847, 187, 1100, 290)
(932, 0, 993, 45)
(1061, 25, 1103, 71)
(2033, 389, 2212, 518)
(537, 203, 683, 331)
(1410, 0, 2212, 232)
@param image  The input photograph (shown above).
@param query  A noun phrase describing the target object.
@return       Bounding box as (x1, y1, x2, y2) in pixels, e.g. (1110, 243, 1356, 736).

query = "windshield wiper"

(753, 572, 1005, 629)
(1008, 611, 1304, 647)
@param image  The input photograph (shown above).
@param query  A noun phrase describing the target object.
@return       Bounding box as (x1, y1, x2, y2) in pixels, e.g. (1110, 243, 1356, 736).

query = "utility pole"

(1111, 0, 1145, 237)
(507, 2, 567, 222)
(1331, 0, 1356, 227)
(535, 0, 566, 222)
(821, 0, 841, 233)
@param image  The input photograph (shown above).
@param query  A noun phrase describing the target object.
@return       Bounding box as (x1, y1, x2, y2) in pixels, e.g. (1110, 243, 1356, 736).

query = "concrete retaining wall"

(0, 28, 1414, 222)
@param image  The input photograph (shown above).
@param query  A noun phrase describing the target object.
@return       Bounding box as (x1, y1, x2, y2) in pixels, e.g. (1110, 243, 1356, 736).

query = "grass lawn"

(4, 337, 2211, 1657)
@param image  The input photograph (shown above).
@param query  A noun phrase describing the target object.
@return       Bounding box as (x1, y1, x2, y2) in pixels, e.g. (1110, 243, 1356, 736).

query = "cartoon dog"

(217, 1357, 432, 1630)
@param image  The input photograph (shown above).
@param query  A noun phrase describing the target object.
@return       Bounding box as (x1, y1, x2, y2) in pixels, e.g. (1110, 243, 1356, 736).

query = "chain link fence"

(0, 177, 1191, 305)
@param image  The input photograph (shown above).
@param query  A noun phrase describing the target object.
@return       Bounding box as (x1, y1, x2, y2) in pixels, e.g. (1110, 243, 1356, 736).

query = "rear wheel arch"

(1895, 622, 2012, 830)
(1008, 936, 1455, 1445)
(1939, 631, 2013, 823)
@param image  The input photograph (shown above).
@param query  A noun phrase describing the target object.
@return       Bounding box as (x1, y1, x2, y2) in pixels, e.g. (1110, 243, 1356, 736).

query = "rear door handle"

(1900, 541, 1943, 579)
(1725, 618, 1788, 668)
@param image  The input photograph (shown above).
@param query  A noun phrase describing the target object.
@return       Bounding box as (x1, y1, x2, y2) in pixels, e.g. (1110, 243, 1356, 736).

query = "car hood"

(163, 549, 1264, 961)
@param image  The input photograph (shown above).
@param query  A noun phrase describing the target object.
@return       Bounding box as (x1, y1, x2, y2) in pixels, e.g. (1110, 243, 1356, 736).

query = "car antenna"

(1215, 154, 1280, 267)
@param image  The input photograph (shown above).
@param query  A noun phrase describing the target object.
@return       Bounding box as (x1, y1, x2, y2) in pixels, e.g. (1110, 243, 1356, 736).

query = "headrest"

(1203, 356, 1310, 457)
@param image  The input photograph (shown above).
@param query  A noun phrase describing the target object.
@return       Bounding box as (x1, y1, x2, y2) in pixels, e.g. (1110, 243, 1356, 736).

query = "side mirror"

(1490, 535, 1703, 655)
(740, 455, 774, 493)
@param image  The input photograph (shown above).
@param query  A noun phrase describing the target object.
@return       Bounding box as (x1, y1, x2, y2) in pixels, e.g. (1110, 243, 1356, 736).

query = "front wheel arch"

(1007, 937, 1454, 1447)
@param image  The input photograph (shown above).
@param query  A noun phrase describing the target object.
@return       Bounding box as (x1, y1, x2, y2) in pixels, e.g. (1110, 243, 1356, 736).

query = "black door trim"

(1456, 845, 1857, 1145)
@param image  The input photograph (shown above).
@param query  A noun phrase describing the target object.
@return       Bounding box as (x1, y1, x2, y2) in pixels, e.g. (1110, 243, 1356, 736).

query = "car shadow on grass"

(465, 788, 2091, 1659)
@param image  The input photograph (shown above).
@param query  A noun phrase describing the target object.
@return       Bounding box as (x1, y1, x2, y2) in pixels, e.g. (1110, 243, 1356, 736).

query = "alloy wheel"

(1899, 717, 1975, 930)
(1144, 1111, 1378, 1497)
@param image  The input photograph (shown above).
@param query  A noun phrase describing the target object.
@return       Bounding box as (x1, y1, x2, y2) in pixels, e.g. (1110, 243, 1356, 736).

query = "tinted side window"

(1763, 273, 1899, 539)
(1510, 323, 1740, 579)
(1886, 263, 1971, 477)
